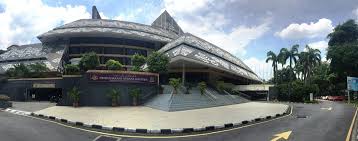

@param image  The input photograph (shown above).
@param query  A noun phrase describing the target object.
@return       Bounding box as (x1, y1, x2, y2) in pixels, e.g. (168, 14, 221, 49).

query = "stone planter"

(0, 100, 12, 108)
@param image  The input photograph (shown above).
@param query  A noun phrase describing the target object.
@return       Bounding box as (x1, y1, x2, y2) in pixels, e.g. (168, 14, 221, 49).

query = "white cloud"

(162, 0, 270, 57)
(113, 8, 143, 22)
(163, 0, 213, 15)
(0, 0, 90, 49)
(307, 40, 328, 52)
(353, 8, 358, 20)
(243, 57, 273, 81)
(275, 18, 333, 39)
(306, 40, 328, 61)
(99, 12, 109, 19)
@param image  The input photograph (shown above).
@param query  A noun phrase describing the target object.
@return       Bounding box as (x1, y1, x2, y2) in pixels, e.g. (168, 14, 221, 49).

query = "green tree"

(79, 52, 99, 71)
(5, 68, 16, 78)
(327, 19, 358, 92)
(169, 78, 181, 94)
(311, 62, 336, 96)
(131, 53, 146, 71)
(266, 51, 279, 84)
(147, 52, 169, 74)
(300, 45, 321, 83)
(64, 64, 80, 75)
(278, 48, 288, 68)
(105, 59, 123, 70)
(8, 63, 30, 78)
(281, 45, 299, 73)
(28, 62, 50, 77)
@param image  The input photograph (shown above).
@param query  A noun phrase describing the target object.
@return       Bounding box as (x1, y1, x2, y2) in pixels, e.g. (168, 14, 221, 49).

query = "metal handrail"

(204, 89, 218, 104)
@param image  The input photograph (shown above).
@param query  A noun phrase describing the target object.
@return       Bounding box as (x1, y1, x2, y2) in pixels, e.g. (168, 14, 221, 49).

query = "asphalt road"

(0, 111, 99, 141)
(125, 101, 356, 141)
(0, 101, 355, 141)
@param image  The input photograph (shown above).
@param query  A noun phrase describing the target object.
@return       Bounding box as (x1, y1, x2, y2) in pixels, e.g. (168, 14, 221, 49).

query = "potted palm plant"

(130, 88, 141, 106)
(107, 88, 120, 107)
(169, 78, 181, 94)
(198, 81, 207, 95)
(68, 87, 80, 107)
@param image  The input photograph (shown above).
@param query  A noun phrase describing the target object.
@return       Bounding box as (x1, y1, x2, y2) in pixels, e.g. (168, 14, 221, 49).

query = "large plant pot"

(132, 98, 138, 106)
(72, 102, 79, 108)
(111, 102, 118, 107)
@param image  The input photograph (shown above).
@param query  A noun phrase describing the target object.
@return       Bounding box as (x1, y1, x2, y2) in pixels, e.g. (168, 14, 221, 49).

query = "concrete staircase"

(144, 94, 172, 111)
(144, 86, 250, 112)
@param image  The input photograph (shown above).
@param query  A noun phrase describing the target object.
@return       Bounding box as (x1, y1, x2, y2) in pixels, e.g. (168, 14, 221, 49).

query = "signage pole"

(348, 90, 350, 104)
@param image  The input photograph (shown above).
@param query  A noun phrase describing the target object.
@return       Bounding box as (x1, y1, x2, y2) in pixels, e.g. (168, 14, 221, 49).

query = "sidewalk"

(11, 101, 56, 112)
(34, 102, 289, 130)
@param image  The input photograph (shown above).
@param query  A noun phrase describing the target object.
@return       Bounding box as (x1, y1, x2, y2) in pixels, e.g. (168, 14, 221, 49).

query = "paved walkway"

(34, 102, 288, 129)
(11, 101, 56, 112)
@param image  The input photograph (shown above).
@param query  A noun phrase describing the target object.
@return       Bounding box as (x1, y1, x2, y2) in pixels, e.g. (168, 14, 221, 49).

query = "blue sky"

(1, 0, 358, 80)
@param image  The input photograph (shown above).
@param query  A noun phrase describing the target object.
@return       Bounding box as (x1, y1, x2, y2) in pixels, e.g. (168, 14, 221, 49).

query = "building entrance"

(26, 88, 62, 103)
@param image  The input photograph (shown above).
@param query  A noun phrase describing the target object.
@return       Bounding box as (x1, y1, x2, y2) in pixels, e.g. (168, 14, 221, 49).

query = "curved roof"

(38, 19, 179, 43)
(0, 43, 65, 73)
(159, 33, 261, 82)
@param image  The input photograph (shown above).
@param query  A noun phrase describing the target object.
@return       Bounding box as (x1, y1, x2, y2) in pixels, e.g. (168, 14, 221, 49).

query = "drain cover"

(296, 115, 307, 118)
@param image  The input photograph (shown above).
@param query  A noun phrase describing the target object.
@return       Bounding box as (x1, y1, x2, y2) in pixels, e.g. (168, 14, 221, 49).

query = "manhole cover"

(296, 115, 307, 118)
(94, 136, 121, 141)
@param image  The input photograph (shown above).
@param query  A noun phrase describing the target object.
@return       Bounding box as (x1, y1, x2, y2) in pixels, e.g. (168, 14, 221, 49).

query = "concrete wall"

(0, 74, 158, 106)
(0, 78, 62, 101)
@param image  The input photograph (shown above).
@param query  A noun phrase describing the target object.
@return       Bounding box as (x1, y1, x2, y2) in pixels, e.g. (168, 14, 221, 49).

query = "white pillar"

(182, 63, 185, 86)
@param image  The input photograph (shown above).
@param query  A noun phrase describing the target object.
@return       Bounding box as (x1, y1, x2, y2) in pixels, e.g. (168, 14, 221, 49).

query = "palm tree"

(280, 45, 299, 101)
(304, 45, 321, 83)
(286, 45, 300, 71)
(278, 48, 288, 68)
(296, 45, 321, 84)
(266, 51, 279, 84)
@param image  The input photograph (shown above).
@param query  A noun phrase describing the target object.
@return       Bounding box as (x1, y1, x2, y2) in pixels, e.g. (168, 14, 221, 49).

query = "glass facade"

(68, 37, 153, 66)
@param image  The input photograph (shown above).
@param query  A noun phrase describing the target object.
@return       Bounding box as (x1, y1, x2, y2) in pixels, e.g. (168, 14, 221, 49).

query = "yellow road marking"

(346, 107, 358, 141)
(21, 106, 293, 139)
(271, 131, 292, 141)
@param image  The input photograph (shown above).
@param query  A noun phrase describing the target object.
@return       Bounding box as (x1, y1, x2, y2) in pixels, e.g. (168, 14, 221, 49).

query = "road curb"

(7, 106, 291, 135)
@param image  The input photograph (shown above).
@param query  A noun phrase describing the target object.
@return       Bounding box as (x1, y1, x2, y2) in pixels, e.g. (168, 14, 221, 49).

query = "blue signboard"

(347, 77, 358, 91)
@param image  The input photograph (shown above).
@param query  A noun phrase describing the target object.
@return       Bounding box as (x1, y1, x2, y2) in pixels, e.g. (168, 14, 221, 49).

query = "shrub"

(169, 78, 181, 94)
(21, 62, 50, 78)
(105, 59, 123, 70)
(130, 88, 141, 106)
(147, 52, 169, 74)
(130, 88, 141, 98)
(64, 64, 80, 75)
(5, 63, 30, 78)
(107, 88, 121, 106)
(0, 95, 10, 101)
(216, 81, 225, 92)
(79, 52, 99, 71)
(131, 54, 146, 71)
(277, 80, 319, 102)
(198, 81, 207, 95)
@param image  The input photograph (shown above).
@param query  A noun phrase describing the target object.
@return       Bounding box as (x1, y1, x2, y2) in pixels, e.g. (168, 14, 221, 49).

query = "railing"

(204, 89, 218, 104)
(168, 89, 174, 107)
